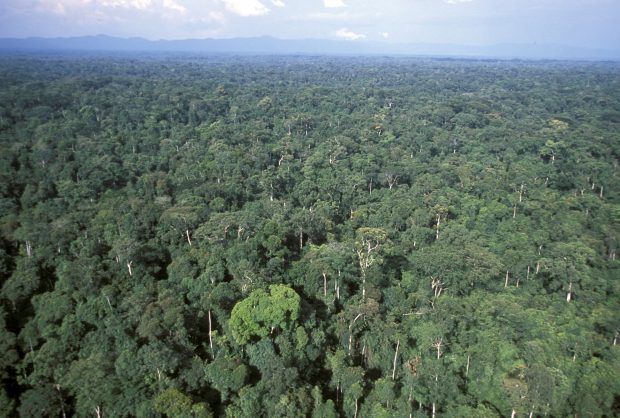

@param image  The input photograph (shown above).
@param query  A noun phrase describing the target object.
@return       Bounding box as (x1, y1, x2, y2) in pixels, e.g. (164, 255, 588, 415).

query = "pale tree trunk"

(186, 229, 192, 246)
(513, 205, 517, 219)
(208, 310, 214, 353)
(104, 294, 113, 310)
(357, 237, 380, 301)
(127, 260, 133, 276)
(55, 384, 67, 418)
(433, 337, 443, 360)
(348, 313, 363, 355)
(510, 409, 516, 418)
(392, 338, 400, 380)
(465, 354, 470, 379)
(386, 174, 399, 190)
(432, 402, 436, 418)
(335, 270, 341, 300)
(613, 331, 618, 346)
(336, 383, 339, 405)
(526, 265, 530, 280)
(529, 411, 533, 418)
(567, 282, 572, 303)
(505, 271, 510, 288)
(431, 277, 445, 298)
(95, 405, 102, 418)
(25, 241, 32, 257)
(435, 214, 441, 240)
(354, 398, 359, 418)
(362, 271, 366, 300)
(323, 273, 327, 297)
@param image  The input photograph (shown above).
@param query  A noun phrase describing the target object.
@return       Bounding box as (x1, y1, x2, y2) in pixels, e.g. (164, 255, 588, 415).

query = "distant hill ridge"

(0, 35, 618, 60)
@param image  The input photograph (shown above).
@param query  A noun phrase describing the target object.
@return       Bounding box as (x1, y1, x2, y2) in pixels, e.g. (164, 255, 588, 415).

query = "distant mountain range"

(0, 35, 618, 61)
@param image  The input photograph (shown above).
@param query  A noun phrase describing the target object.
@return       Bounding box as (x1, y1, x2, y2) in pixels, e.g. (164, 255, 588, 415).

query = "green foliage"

(0, 55, 618, 417)
(154, 388, 212, 418)
(229, 284, 300, 344)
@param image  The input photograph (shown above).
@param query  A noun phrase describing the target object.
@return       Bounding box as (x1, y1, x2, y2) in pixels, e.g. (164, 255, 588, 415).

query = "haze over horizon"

(1, 0, 619, 51)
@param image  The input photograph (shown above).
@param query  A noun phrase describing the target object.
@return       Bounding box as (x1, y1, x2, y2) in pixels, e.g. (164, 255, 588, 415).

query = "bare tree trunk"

(505, 271, 509, 288)
(95, 405, 102, 418)
(513, 205, 517, 218)
(432, 402, 436, 418)
(299, 227, 303, 251)
(536, 261, 540, 274)
(323, 273, 327, 297)
(510, 409, 516, 418)
(466, 354, 470, 379)
(436, 214, 441, 240)
(104, 294, 113, 311)
(600, 185, 604, 198)
(613, 331, 618, 346)
(526, 265, 530, 280)
(335, 270, 341, 300)
(433, 338, 443, 360)
(392, 338, 400, 380)
(348, 313, 363, 355)
(354, 398, 358, 418)
(208, 310, 214, 353)
(186, 229, 192, 246)
(567, 282, 572, 303)
(55, 384, 67, 418)
(127, 260, 133, 276)
(336, 383, 339, 405)
(25, 241, 32, 257)
(362, 272, 366, 301)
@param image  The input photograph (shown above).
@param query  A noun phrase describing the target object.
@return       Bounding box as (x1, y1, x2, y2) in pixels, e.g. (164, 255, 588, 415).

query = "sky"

(0, 0, 619, 49)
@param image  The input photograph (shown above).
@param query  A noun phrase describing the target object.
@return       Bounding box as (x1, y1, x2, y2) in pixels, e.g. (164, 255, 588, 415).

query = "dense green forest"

(0, 54, 619, 417)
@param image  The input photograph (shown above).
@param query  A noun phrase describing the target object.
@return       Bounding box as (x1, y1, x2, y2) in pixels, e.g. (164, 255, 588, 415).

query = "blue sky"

(1, 0, 619, 49)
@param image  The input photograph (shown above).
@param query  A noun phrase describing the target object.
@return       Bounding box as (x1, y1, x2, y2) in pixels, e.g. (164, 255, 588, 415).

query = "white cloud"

(207, 11, 226, 24)
(222, 0, 269, 16)
(35, 0, 92, 15)
(381, 31, 389, 38)
(271, 0, 285, 7)
(101, 0, 152, 9)
(335, 27, 365, 40)
(162, 0, 185, 13)
(444, 0, 473, 4)
(324, 0, 346, 8)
